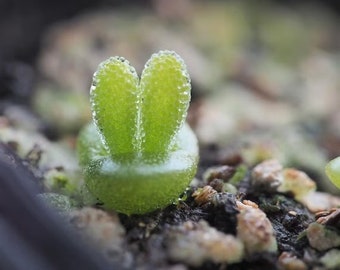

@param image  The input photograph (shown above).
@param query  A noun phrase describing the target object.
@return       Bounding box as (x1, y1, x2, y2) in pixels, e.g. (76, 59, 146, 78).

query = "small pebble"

(167, 220, 244, 266)
(236, 201, 277, 254)
(251, 159, 283, 192)
(278, 251, 307, 270)
(306, 222, 340, 251)
(192, 186, 217, 206)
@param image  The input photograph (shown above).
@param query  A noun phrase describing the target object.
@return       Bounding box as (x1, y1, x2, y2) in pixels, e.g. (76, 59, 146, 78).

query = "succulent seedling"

(325, 157, 340, 189)
(77, 50, 198, 215)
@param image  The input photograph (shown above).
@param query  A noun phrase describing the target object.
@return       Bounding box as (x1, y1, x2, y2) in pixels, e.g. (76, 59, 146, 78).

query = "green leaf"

(90, 57, 140, 158)
(326, 157, 340, 189)
(140, 51, 191, 157)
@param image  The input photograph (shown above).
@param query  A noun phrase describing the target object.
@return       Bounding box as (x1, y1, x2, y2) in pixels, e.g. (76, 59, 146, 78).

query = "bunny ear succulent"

(77, 51, 198, 215)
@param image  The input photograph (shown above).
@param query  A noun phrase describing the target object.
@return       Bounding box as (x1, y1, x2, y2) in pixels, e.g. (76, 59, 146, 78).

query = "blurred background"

(0, 0, 340, 193)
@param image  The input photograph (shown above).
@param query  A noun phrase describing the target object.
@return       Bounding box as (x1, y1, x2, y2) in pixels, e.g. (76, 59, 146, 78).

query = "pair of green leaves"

(91, 51, 191, 161)
(79, 51, 198, 214)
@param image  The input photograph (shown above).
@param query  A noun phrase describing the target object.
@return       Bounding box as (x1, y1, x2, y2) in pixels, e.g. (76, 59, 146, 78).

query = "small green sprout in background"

(77, 50, 199, 215)
(325, 157, 340, 189)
